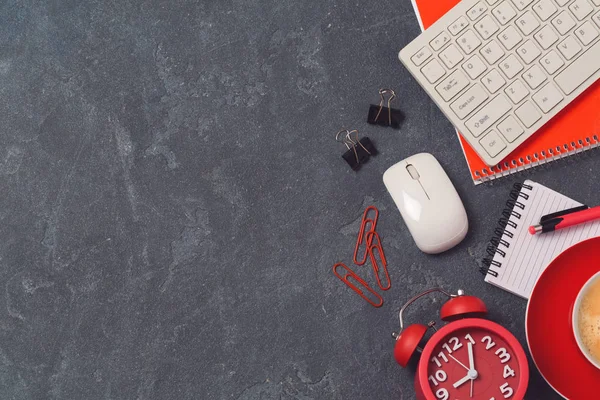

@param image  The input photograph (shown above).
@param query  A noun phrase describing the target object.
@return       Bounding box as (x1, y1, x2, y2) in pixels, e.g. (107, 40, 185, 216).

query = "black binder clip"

(367, 89, 404, 129)
(336, 129, 377, 171)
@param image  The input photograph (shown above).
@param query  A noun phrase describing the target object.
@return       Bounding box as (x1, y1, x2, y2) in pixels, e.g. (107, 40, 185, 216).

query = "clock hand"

(467, 342, 475, 371)
(453, 374, 471, 389)
(448, 354, 469, 371)
(470, 378, 474, 398)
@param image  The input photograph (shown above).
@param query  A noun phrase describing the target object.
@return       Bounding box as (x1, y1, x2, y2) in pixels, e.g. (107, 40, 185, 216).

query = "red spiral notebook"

(409, 0, 600, 184)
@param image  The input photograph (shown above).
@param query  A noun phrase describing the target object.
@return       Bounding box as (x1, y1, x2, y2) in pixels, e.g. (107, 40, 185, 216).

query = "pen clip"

(539, 205, 589, 223)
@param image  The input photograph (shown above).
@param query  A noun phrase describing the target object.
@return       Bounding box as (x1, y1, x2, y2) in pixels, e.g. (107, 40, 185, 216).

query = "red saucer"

(526, 237, 600, 399)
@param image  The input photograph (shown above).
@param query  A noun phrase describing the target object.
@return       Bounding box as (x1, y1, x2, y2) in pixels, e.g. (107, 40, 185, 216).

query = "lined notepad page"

(486, 180, 600, 299)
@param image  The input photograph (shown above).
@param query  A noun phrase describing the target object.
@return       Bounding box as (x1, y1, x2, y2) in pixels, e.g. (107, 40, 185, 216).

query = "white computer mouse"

(383, 153, 468, 254)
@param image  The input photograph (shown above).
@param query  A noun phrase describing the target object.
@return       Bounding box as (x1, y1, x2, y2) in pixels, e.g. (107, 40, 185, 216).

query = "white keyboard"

(399, 0, 600, 166)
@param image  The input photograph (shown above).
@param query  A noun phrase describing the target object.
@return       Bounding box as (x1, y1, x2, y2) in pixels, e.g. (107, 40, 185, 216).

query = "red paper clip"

(366, 231, 391, 291)
(332, 262, 383, 308)
(353, 206, 379, 265)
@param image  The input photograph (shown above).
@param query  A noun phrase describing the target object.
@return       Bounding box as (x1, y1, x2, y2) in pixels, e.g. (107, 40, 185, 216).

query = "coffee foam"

(578, 278, 600, 363)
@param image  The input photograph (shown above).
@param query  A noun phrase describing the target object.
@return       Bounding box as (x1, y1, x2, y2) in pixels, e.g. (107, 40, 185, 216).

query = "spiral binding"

(473, 135, 600, 183)
(480, 182, 534, 277)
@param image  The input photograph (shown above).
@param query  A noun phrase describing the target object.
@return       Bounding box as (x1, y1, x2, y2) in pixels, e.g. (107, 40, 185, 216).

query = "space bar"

(555, 41, 600, 95)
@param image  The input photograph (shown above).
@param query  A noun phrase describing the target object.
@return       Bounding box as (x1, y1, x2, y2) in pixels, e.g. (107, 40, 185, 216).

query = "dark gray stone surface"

(0, 0, 594, 398)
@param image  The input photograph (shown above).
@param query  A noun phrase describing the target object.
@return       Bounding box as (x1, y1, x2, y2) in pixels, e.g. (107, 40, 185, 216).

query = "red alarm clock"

(393, 288, 529, 400)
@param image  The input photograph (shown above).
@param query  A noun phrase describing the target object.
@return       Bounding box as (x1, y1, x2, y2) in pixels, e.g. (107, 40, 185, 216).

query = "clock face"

(425, 327, 521, 400)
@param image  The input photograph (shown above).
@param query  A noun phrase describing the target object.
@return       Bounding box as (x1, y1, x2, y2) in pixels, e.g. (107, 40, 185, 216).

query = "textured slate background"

(0, 0, 596, 398)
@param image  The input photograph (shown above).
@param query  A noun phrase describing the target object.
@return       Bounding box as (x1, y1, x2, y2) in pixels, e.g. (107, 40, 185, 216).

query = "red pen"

(528, 205, 600, 235)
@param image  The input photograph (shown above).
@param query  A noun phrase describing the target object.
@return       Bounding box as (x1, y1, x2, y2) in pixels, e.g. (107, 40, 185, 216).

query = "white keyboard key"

(533, 0, 558, 21)
(498, 26, 524, 50)
(555, 40, 600, 94)
(421, 59, 447, 83)
(558, 36, 583, 60)
(498, 116, 525, 142)
(475, 15, 500, 39)
(436, 70, 470, 101)
(517, 40, 542, 64)
(451, 84, 490, 119)
(449, 16, 469, 35)
(479, 130, 507, 157)
(505, 79, 530, 103)
(523, 65, 548, 88)
(440, 44, 465, 68)
(570, 0, 594, 20)
(493, 1, 518, 25)
(534, 25, 559, 49)
(481, 41, 506, 64)
(515, 100, 542, 127)
(540, 50, 565, 74)
(482, 69, 507, 93)
(575, 21, 599, 46)
(465, 95, 512, 136)
(457, 30, 482, 54)
(487, 0, 502, 4)
(431, 32, 451, 51)
(510, 0, 535, 10)
(594, 11, 600, 29)
(468, 2, 489, 20)
(552, 11, 577, 35)
(555, 0, 572, 5)
(499, 54, 524, 78)
(412, 47, 433, 66)
(516, 11, 541, 35)
(532, 83, 564, 112)
(463, 55, 488, 78)
(592, 0, 600, 5)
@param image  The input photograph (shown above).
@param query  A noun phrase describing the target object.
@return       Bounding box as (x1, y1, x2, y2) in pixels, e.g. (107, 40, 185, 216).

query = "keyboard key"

(515, 100, 542, 127)
(435, 70, 470, 101)
(510, 0, 535, 11)
(493, 1, 517, 25)
(555, 40, 600, 94)
(465, 95, 512, 137)
(516, 40, 542, 64)
(481, 41, 505, 63)
(421, 59, 447, 83)
(411, 47, 433, 66)
(457, 30, 482, 54)
(505, 79, 530, 103)
(523, 65, 548, 89)
(515, 11, 541, 35)
(468, 2, 488, 20)
(558, 36, 583, 60)
(440, 44, 465, 68)
(498, 116, 525, 142)
(482, 69, 507, 93)
(540, 50, 565, 74)
(534, 25, 559, 49)
(532, 83, 564, 112)
(569, 0, 594, 20)
(575, 21, 599, 46)
(486, 0, 502, 4)
(499, 54, 524, 78)
(451, 84, 490, 119)
(533, 0, 558, 21)
(594, 11, 600, 29)
(591, 0, 600, 5)
(498, 26, 523, 50)
(479, 130, 507, 157)
(430, 32, 451, 51)
(449, 16, 469, 35)
(462, 55, 488, 79)
(552, 11, 577, 35)
(475, 15, 500, 39)
(555, 0, 572, 5)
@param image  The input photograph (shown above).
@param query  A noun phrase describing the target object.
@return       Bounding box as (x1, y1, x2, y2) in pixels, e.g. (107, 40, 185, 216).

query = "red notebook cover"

(410, 0, 600, 184)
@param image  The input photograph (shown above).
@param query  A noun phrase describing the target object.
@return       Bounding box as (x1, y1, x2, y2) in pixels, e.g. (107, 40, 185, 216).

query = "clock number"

(431, 357, 442, 368)
(482, 335, 496, 350)
(503, 364, 516, 378)
(449, 336, 463, 351)
(435, 388, 449, 400)
(465, 333, 476, 345)
(428, 370, 448, 387)
(500, 382, 514, 398)
(438, 351, 449, 363)
(495, 347, 511, 364)
(441, 343, 452, 354)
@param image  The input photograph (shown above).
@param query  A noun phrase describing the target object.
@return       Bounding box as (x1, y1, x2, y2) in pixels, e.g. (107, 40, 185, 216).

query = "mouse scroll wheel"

(406, 164, 420, 180)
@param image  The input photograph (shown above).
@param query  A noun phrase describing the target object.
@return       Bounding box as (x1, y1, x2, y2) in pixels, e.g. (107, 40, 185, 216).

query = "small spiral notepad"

(482, 180, 600, 299)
